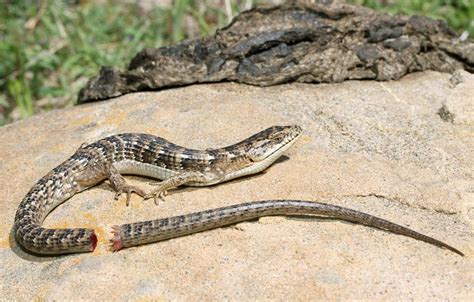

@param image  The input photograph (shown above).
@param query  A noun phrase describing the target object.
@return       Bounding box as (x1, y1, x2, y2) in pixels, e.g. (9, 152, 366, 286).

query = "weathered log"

(78, 1, 473, 103)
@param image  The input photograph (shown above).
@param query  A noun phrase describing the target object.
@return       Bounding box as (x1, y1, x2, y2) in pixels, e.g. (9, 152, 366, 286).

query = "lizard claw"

(114, 185, 146, 206)
(145, 188, 168, 205)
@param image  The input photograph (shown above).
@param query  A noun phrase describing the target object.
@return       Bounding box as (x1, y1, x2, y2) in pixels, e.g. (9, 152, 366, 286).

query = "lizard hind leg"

(113, 185, 146, 206)
(108, 166, 146, 206)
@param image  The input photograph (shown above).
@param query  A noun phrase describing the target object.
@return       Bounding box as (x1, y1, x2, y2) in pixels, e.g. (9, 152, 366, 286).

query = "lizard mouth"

(264, 130, 302, 161)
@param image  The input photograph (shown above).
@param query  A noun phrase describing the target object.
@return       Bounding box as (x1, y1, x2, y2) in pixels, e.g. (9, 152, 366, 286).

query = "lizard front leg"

(108, 165, 146, 206)
(145, 171, 212, 204)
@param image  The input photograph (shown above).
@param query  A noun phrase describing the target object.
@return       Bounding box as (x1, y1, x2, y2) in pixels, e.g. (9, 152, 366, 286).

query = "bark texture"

(78, 1, 473, 103)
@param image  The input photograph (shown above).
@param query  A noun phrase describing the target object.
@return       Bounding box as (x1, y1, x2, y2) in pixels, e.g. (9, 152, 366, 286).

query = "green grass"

(0, 0, 242, 125)
(0, 0, 472, 126)
(350, 0, 473, 35)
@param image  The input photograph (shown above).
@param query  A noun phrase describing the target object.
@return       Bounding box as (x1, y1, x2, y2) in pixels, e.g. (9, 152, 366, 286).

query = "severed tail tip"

(111, 226, 124, 252)
(89, 232, 98, 252)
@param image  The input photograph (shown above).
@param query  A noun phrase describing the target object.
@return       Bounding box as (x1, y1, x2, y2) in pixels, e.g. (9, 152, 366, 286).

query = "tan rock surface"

(0, 71, 473, 300)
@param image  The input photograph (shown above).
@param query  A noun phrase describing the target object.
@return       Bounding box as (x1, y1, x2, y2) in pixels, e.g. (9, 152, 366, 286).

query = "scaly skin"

(14, 126, 302, 254)
(14, 125, 463, 256)
(112, 200, 464, 256)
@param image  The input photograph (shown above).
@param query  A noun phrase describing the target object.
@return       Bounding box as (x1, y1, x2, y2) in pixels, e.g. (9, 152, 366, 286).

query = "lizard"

(13, 125, 464, 256)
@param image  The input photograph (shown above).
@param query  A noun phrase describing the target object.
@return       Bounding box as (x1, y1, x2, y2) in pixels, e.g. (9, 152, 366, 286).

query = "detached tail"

(112, 199, 463, 256)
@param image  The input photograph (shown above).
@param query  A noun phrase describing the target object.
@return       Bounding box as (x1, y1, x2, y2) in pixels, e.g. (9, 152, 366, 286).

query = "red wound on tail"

(89, 232, 98, 251)
(111, 225, 124, 252)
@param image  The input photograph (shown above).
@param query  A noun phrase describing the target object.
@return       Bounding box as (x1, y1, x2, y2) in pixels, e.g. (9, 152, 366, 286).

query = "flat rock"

(1, 71, 473, 300)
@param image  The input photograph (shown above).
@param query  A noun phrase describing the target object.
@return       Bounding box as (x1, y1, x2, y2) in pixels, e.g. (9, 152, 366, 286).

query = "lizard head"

(245, 125, 303, 163)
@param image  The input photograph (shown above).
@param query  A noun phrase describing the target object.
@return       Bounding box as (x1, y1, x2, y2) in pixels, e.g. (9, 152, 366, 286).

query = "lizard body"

(14, 125, 463, 256)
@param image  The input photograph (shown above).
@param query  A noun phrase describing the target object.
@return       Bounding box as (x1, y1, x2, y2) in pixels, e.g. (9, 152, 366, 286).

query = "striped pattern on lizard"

(13, 125, 463, 256)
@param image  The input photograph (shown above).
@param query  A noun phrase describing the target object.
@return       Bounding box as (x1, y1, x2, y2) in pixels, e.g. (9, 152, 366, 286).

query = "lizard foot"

(145, 186, 170, 205)
(114, 185, 146, 206)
